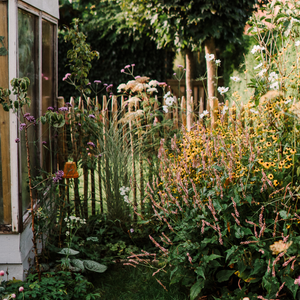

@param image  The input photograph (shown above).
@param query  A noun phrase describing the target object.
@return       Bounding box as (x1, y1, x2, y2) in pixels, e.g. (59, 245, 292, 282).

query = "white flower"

(251, 45, 265, 54)
(149, 80, 159, 87)
(165, 97, 174, 106)
(258, 68, 267, 77)
(124, 195, 130, 203)
(66, 231, 70, 236)
(230, 76, 241, 82)
(250, 108, 258, 114)
(295, 40, 300, 47)
(147, 87, 158, 93)
(117, 83, 126, 92)
(254, 63, 263, 70)
(215, 59, 221, 65)
(270, 81, 279, 90)
(163, 91, 171, 99)
(205, 53, 215, 61)
(221, 105, 228, 115)
(285, 99, 292, 104)
(200, 110, 209, 118)
(125, 187, 130, 192)
(268, 71, 278, 82)
(217, 86, 229, 95)
(69, 216, 76, 221)
(162, 105, 169, 113)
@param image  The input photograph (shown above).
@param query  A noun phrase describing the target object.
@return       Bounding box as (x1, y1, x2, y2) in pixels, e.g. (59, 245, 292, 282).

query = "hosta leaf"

(86, 237, 99, 242)
(71, 259, 85, 272)
(83, 260, 107, 273)
(57, 248, 79, 255)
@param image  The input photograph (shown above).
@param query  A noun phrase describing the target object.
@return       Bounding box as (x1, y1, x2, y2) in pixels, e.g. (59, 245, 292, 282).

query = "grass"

(91, 264, 190, 300)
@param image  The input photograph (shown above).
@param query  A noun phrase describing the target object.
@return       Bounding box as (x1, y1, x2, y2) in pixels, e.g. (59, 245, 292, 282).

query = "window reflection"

(18, 9, 39, 213)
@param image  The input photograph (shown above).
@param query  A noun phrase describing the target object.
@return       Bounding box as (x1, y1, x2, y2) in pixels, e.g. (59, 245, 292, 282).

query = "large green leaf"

(83, 260, 107, 273)
(57, 248, 79, 255)
(216, 270, 235, 282)
(190, 280, 204, 300)
(71, 259, 85, 272)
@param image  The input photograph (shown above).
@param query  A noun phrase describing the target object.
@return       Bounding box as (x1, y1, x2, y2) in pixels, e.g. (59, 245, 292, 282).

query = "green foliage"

(120, 0, 268, 50)
(0, 272, 100, 300)
(63, 19, 99, 95)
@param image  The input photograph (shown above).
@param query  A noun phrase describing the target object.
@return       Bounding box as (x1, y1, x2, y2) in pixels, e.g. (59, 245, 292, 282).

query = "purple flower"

(53, 170, 64, 183)
(124, 65, 131, 69)
(135, 76, 141, 79)
(25, 115, 35, 123)
(94, 80, 101, 83)
(19, 123, 26, 131)
(177, 65, 183, 68)
(62, 73, 71, 81)
(42, 141, 47, 145)
(65, 102, 73, 107)
(87, 82, 91, 85)
(131, 64, 135, 67)
(87, 142, 95, 148)
(47, 106, 54, 111)
(103, 83, 108, 86)
(173, 73, 177, 76)
(24, 113, 30, 117)
(121, 69, 125, 73)
(88, 114, 95, 119)
(130, 228, 134, 233)
(59, 107, 68, 112)
(106, 84, 113, 92)
(78, 123, 81, 126)
(15, 138, 20, 143)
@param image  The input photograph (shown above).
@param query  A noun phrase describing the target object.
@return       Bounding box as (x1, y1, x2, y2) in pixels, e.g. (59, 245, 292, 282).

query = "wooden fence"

(56, 92, 237, 220)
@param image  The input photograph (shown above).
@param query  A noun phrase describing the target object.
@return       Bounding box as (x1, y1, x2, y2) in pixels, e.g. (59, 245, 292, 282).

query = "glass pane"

(18, 9, 39, 214)
(42, 20, 54, 172)
(0, 1, 11, 227)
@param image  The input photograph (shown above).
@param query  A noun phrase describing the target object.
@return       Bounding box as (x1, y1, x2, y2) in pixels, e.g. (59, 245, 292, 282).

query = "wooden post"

(187, 96, 193, 131)
(173, 96, 179, 130)
(0, 3, 11, 225)
(181, 96, 187, 128)
(95, 96, 103, 213)
(210, 97, 219, 129)
(128, 98, 137, 220)
(199, 87, 204, 115)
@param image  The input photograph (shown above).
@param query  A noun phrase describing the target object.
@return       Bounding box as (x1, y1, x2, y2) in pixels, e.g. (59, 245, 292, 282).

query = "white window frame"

(8, 0, 58, 232)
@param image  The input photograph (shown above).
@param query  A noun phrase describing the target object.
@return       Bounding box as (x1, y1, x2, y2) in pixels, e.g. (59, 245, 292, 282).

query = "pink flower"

(0, 270, 4, 276)
(19, 286, 24, 292)
(11, 294, 16, 298)
(294, 276, 300, 286)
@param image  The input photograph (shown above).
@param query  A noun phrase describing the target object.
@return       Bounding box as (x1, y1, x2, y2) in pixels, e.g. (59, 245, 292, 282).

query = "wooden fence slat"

(181, 96, 186, 127)
(187, 96, 193, 131)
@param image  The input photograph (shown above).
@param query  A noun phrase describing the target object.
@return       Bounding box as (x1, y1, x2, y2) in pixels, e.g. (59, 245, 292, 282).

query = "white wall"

(21, 0, 59, 19)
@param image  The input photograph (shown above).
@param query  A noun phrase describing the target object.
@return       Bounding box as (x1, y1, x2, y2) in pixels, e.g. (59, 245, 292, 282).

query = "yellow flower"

(273, 180, 279, 186)
(263, 162, 271, 169)
(270, 240, 292, 255)
(268, 174, 274, 180)
(290, 149, 296, 154)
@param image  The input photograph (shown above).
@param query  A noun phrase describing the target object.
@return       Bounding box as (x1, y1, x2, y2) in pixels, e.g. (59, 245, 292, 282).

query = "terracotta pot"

(62, 162, 79, 178)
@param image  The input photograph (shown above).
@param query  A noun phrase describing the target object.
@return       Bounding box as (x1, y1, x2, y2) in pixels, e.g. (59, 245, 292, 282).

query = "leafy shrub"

(0, 271, 100, 300)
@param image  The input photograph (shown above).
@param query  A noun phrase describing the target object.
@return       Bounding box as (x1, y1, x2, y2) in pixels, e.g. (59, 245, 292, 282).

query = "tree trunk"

(204, 37, 216, 113)
(185, 48, 193, 106)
